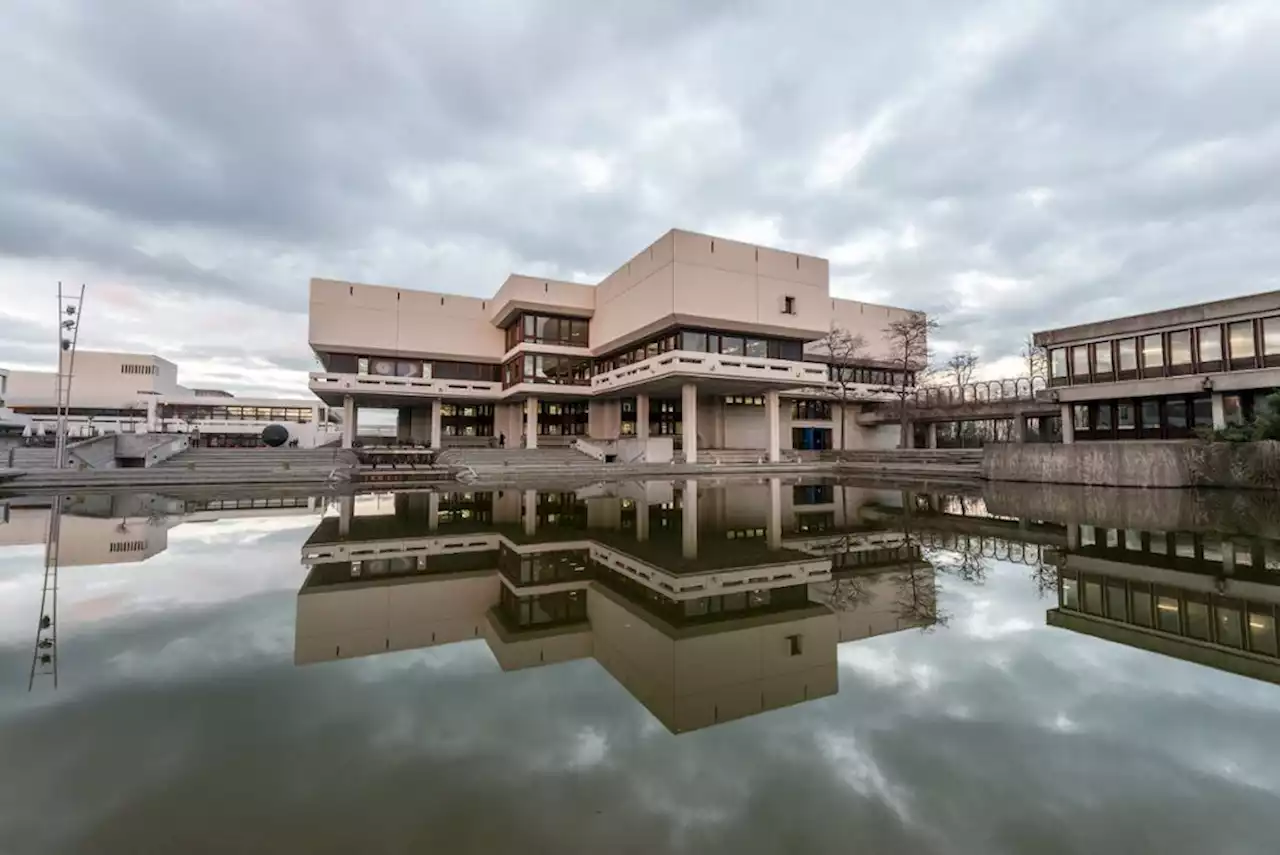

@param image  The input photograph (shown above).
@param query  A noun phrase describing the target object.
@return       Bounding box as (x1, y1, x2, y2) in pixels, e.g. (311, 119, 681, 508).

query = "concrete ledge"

(982, 440, 1280, 489)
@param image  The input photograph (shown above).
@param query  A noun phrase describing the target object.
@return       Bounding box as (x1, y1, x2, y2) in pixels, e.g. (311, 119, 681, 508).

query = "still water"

(1, 478, 1279, 854)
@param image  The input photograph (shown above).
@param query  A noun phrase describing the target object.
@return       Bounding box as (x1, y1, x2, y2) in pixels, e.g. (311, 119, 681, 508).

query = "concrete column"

(396, 408, 412, 441)
(145, 397, 158, 432)
(767, 478, 782, 550)
(681, 479, 698, 559)
(523, 489, 537, 536)
(925, 423, 937, 449)
(1211, 393, 1227, 429)
(525, 397, 538, 449)
(430, 398, 443, 449)
(1067, 524, 1080, 550)
(905, 424, 916, 449)
(681, 383, 698, 463)
(636, 394, 650, 441)
(338, 495, 354, 537)
(342, 396, 356, 449)
(1014, 413, 1027, 444)
(765, 390, 781, 463)
(1060, 403, 1075, 445)
(428, 492, 440, 531)
(636, 500, 650, 542)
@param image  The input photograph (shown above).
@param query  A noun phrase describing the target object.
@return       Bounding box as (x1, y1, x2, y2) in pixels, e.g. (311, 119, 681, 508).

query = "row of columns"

(342, 395, 441, 449)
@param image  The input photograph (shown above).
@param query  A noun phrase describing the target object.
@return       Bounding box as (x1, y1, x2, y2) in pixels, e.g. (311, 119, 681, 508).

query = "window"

(681, 331, 708, 352)
(745, 338, 768, 358)
(1248, 610, 1276, 656)
(1050, 349, 1068, 379)
(1071, 346, 1090, 379)
(1117, 339, 1137, 372)
(1093, 341, 1112, 375)
(1156, 596, 1180, 633)
(720, 336, 744, 356)
(1198, 326, 1222, 364)
(1117, 402, 1135, 430)
(1165, 399, 1188, 430)
(1095, 404, 1112, 431)
(1168, 330, 1192, 366)
(1216, 603, 1243, 648)
(1131, 587, 1153, 627)
(1229, 321, 1256, 362)
(782, 295, 796, 315)
(791, 400, 832, 420)
(1140, 400, 1160, 430)
(1265, 318, 1280, 358)
(1141, 335, 1164, 371)
(1073, 405, 1089, 431)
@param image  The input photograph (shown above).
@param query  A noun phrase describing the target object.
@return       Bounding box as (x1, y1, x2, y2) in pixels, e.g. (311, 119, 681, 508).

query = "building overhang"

(1034, 289, 1280, 347)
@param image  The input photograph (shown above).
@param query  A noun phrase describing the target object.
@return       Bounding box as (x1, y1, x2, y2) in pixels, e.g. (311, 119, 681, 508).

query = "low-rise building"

(2, 350, 339, 448)
(308, 228, 925, 456)
(1035, 291, 1280, 442)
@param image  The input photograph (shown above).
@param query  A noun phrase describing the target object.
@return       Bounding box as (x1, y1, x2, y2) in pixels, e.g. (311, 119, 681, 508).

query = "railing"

(907, 377, 1047, 410)
(916, 530, 1045, 566)
(571, 438, 607, 461)
(591, 350, 830, 392)
(309, 372, 503, 399)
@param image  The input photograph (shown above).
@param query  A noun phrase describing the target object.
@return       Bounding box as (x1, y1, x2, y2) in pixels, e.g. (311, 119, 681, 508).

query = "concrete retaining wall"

(983, 440, 1280, 489)
(116, 434, 191, 467)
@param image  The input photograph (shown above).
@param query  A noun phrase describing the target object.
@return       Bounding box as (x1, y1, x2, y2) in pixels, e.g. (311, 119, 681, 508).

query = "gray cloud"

(2, 0, 1279, 388)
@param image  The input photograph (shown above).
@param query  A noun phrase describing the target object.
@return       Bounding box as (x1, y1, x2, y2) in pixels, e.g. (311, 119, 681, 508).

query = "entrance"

(791, 426, 832, 450)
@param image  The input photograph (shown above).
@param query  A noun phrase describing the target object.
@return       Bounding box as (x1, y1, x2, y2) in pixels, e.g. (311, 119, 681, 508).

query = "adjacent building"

(1, 350, 339, 448)
(1035, 290, 1280, 442)
(308, 228, 924, 456)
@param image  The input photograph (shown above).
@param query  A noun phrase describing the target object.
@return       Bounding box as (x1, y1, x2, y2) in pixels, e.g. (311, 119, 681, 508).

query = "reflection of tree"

(1029, 559, 1059, 599)
(891, 561, 948, 631)
(812, 575, 872, 612)
(926, 533, 989, 585)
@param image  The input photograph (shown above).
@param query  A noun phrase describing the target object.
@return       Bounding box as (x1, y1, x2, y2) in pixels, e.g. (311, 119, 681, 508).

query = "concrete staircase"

(155, 447, 345, 474)
(5, 447, 57, 469)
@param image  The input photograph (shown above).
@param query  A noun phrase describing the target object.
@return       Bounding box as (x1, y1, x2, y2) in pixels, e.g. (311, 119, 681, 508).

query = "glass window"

(1198, 326, 1222, 362)
(1168, 330, 1192, 366)
(1166, 399, 1187, 429)
(1084, 581, 1104, 615)
(1192, 396, 1213, 427)
(1073, 405, 1089, 431)
(1071, 346, 1090, 378)
(681, 331, 707, 352)
(1117, 402, 1135, 430)
(1265, 318, 1280, 356)
(1185, 600, 1211, 640)
(1216, 603, 1243, 648)
(1117, 339, 1138, 371)
(1229, 321, 1255, 360)
(778, 340, 803, 360)
(1061, 576, 1078, 609)
(1156, 596, 1180, 633)
(745, 339, 768, 358)
(1095, 404, 1112, 431)
(1141, 400, 1160, 429)
(1131, 588, 1153, 627)
(1107, 584, 1128, 620)
(1093, 341, 1112, 374)
(1050, 349, 1068, 379)
(1248, 610, 1276, 656)
(1141, 335, 1163, 370)
(1223, 394, 1245, 425)
(1080, 525, 1097, 547)
(357, 357, 369, 375)
(1149, 532, 1168, 555)
(524, 315, 536, 338)
(720, 336, 744, 356)
(1175, 533, 1196, 559)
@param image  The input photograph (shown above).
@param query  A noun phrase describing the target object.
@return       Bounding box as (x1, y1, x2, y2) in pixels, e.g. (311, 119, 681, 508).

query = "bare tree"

(881, 313, 939, 448)
(816, 326, 868, 452)
(1020, 335, 1047, 382)
(944, 351, 980, 394)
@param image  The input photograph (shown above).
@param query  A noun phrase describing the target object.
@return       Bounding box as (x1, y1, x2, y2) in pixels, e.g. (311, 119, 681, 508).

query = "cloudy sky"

(3, 0, 1279, 394)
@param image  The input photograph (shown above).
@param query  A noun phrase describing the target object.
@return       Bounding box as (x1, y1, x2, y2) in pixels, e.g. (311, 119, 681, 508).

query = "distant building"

(1034, 291, 1280, 442)
(1, 350, 338, 448)
(308, 228, 926, 454)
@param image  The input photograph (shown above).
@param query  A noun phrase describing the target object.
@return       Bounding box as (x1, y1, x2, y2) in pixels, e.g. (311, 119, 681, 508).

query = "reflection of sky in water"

(0, 497, 1278, 855)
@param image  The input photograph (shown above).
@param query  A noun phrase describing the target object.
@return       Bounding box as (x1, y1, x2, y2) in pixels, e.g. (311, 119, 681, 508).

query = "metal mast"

(29, 496, 62, 690)
(54, 283, 86, 470)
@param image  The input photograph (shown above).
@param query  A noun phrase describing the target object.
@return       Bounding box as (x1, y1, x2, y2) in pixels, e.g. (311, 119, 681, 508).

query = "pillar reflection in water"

(682, 479, 698, 559)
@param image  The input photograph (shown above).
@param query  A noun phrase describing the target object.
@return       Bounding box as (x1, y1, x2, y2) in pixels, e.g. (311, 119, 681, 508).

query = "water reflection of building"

(1049, 523, 1280, 685)
(296, 480, 935, 733)
(0, 494, 320, 566)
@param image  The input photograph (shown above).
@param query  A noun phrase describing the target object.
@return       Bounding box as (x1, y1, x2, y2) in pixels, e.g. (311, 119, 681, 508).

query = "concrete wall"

(983, 440, 1280, 490)
(310, 277, 505, 362)
(6, 351, 178, 405)
(489, 275, 595, 327)
(592, 231, 677, 352)
(807, 299, 917, 364)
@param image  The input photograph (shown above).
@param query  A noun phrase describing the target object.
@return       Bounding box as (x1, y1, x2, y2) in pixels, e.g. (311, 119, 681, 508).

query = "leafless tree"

(881, 313, 939, 448)
(816, 326, 867, 452)
(1020, 335, 1048, 382)
(944, 351, 980, 393)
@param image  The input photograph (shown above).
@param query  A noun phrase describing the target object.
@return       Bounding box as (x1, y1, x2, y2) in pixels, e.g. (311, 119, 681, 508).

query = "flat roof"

(1034, 289, 1280, 347)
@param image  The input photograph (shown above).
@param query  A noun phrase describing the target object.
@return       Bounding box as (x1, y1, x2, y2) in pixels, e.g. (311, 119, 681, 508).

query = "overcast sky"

(3, 0, 1279, 395)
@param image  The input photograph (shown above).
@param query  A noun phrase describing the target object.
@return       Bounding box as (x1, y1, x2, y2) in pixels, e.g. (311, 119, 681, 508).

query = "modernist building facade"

(1, 350, 339, 448)
(1035, 290, 1280, 442)
(308, 229, 922, 458)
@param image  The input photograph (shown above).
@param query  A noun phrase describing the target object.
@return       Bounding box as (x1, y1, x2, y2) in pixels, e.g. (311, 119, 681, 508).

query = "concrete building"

(295, 481, 934, 733)
(1035, 291, 1280, 443)
(1048, 521, 1280, 685)
(308, 228, 925, 457)
(1, 350, 340, 448)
